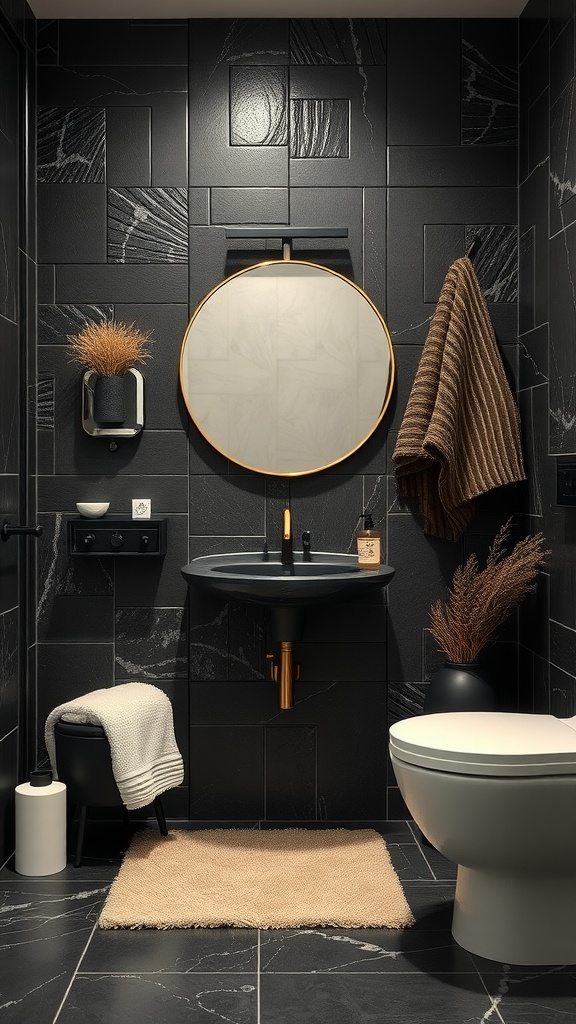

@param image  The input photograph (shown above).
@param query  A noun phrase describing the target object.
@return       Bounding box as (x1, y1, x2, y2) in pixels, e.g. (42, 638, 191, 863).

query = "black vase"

(93, 374, 126, 425)
(423, 661, 499, 714)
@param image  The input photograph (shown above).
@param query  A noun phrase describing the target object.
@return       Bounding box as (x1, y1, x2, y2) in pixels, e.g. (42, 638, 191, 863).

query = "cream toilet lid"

(389, 712, 576, 776)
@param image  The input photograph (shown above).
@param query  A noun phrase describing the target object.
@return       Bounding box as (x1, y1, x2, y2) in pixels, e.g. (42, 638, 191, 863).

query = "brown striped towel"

(392, 257, 525, 542)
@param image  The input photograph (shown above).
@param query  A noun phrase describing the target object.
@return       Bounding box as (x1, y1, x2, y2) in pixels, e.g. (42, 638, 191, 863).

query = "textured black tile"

(37, 262, 56, 303)
(211, 187, 289, 225)
(189, 186, 209, 224)
(58, 19, 188, 65)
(55, 263, 188, 304)
(290, 98, 349, 158)
(0, 728, 17, 863)
(0, 609, 18, 739)
(363, 186, 387, 318)
(462, 20, 518, 146)
(286, 186, 361, 279)
(38, 595, 113, 644)
(387, 187, 516, 345)
(106, 106, 151, 187)
(114, 302, 189, 430)
(115, 607, 188, 682)
(466, 225, 518, 302)
(189, 475, 265, 536)
(0, 880, 107, 1017)
(550, 224, 576, 453)
(38, 303, 114, 345)
(36, 643, 115, 757)
(188, 589, 229, 683)
(39, 474, 188, 515)
(298, 641, 386, 682)
(387, 20, 461, 146)
(81, 925, 258, 973)
(0, 319, 19, 474)
(37, 107, 105, 183)
(289, 66, 386, 187)
(230, 66, 287, 146)
(38, 64, 188, 187)
(38, 184, 107, 264)
(189, 726, 264, 818)
(228, 599, 266, 683)
(265, 726, 316, 820)
(108, 187, 188, 263)
(388, 146, 517, 187)
(290, 19, 386, 66)
(423, 224, 466, 303)
(114, 514, 188, 608)
(260, 972, 494, 1023)
(189, 20, 289, 187)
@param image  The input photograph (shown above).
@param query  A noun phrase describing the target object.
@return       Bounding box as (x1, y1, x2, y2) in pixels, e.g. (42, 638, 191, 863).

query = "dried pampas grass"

(429, 519, 548, 664)
(67, 319, 153, 376)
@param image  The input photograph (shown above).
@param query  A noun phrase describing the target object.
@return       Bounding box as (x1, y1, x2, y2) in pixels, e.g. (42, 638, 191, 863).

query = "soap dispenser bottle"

(356, 513, 381, 568)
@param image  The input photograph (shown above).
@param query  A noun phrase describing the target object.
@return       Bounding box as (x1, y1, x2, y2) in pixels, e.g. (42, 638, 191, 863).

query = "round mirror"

(179, 260, 395, 476)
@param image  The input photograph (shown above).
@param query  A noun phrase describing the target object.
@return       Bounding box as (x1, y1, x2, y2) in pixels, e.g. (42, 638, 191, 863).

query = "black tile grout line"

(52, 918, 100, 1024)
(406, 819, 440, 881)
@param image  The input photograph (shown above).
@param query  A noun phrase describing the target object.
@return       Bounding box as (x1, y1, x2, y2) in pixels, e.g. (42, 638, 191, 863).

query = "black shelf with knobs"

(67, 517, 167, 556)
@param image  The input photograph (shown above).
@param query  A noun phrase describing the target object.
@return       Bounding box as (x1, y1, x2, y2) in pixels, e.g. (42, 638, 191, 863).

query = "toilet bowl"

(389, 711, 576, 965)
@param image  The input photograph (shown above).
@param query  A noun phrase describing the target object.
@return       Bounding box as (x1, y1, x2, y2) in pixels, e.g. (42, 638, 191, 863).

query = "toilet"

(389, 711, 576, 965)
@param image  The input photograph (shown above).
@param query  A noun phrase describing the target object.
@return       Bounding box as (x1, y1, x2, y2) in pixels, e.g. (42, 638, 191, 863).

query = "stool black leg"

(74, 805, 88, 868)
(153, 797, 168, 836)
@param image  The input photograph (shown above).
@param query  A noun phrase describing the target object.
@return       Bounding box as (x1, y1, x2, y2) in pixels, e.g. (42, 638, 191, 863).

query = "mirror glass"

(179, 260, 395, 476)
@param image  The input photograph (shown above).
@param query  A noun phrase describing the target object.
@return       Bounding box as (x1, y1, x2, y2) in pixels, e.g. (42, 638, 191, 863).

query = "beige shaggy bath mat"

(99, 827, 414, 930)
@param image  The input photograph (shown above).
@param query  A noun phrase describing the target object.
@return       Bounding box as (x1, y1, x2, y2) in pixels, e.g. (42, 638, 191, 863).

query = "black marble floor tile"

(259, 924, 474, 975)
(82, 926, 259, 974)
(0, 880, 108, 1023)
(259, 972, 497, 1023)
(479, 968, 576, 1022)
(57, 974, 258, 1023)
(387, 842, 436, 880)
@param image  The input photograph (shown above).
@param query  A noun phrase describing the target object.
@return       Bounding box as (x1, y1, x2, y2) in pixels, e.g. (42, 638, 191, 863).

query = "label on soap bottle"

(357, 536, 380, 566)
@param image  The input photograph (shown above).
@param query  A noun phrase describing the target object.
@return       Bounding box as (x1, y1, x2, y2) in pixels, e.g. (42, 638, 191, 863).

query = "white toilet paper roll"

(15, 778, 67, 876)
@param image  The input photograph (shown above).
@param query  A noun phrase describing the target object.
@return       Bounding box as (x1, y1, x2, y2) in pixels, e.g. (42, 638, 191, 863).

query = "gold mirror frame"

(179, 259, 395, 476)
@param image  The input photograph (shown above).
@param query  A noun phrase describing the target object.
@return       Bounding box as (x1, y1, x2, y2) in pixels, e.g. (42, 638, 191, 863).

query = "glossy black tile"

(58, 19, 188, 65)
(462, 19, 518, 146)
(189, 726, 265, 819)
(81, 925, 259, 973)
(115, 607, 188, 682)
(265, 726, 316, 820)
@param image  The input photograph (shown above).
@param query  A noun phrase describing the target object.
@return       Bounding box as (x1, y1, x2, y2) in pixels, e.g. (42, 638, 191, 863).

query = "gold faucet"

(281, 507, 293, 564)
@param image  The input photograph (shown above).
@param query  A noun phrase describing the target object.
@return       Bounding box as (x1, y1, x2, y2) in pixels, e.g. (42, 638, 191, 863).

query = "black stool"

(54, 719, 168, 867)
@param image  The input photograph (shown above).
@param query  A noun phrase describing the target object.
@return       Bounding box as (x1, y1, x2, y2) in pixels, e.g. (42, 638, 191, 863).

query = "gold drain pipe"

(267, 641, 300, 709)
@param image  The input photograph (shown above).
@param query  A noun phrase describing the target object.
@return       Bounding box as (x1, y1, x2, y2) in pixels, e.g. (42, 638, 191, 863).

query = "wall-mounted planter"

(82, 368, 144, 438)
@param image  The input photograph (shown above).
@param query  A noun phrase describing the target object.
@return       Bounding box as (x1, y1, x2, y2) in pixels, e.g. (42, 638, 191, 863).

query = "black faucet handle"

(302, 531, 311, 551)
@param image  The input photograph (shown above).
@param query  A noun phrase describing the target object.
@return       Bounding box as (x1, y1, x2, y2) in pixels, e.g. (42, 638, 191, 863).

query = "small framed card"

(132, 499, 151, 520)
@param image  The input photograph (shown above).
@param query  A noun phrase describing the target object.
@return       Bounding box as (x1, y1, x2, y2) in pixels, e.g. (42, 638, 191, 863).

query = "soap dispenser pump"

(356, 513, 381, 568)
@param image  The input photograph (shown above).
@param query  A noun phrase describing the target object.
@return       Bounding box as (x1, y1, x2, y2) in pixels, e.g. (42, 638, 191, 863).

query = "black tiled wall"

(0, 0, 36, 865)
(36, 17, 520, 823)
(518, 0, 576, 716)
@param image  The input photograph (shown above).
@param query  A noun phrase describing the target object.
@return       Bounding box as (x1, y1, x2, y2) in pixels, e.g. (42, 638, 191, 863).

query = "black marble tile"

(37, 262, 56, 303)
(520, 0, 549, 63)
(189, 726, 265, 819)
(387, 187, 516, 345)
(55, 263, 188, 304)
(115, 607, 188, 682)
(550, 224, 576, 453)
(551, 17, 574, 110)
(466, 225, 518, 302)
(108, 187, 188, 264)
(0, 880, 108, 1021)
(39, 64, 188, 187)
(189, 475, 266, 536)
(81, 924, 259, 973)
(519, 162, 548, 331)
(228, 599, 266, 683)
(265, 725, 316, 820)
(259, 972, 495, 1023)
(290, 19, 386, 66)
(37, 18, 58, 65)
(0, 476, 18, 614)
(37, 643, 115, 755)
(37, 184, 106, 264)
(39, 595, 113, 645)
(289, 474, 363, 553)
(386, 841, 435, 881)
(189, 20, 289, 188)
(387, 20, 461, 146)
(462, 20, 518, 146)
(211, 187, 289, 225)
(38, 303, 114, 345)
(289, 66, 386, 188)
(0, 728, 17, 864)
(550, 85, 576, 236)
(115, 514, 188, 608)
(188, 590, 229, 682)
(528, 85, 549, 181)
(388, 146, 517, 187)
(59, 974, 257, 1024)
(0, 141, 18, 326)
(478, 968, 576, 1016)
(37, 107, 105, 183)
(106, 106, 151, 187)
(550, 662, 576, 716)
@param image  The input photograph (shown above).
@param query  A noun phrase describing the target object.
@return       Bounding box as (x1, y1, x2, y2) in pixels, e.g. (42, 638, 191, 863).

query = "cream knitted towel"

(393, 257, 526, 541)
(45, 683, 184, 811)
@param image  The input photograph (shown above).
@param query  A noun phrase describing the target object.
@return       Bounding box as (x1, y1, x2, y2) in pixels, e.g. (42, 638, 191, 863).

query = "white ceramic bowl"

(76, 502, 110, 518)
